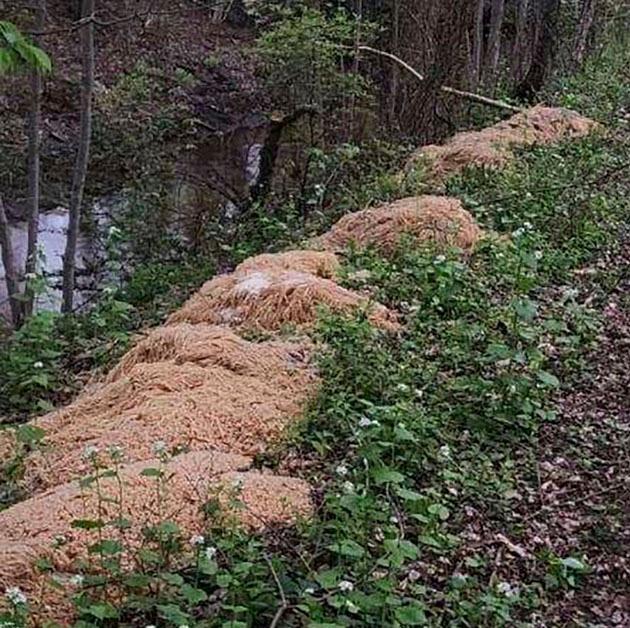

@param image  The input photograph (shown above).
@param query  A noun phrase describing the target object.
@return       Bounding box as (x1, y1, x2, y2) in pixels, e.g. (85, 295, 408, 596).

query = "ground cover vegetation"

(0, 1, 628, 626)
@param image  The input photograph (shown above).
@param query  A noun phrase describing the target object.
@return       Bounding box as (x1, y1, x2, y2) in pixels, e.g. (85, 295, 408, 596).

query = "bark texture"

(24, 0, 46, 317)
(62, 0, 95, 313)
(0, 196, 22, 327)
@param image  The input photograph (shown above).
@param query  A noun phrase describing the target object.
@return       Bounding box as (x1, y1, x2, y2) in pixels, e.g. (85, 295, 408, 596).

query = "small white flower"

(338, 580, 354, 592)
(5, 587, 27, 605)
(359, 416, 373, 428)
(497, 581, 519, 598)
(145, 625, 157, 628)
(82, 445, 99, 460)
(69, 574, 84, 587)
(434, 255, 447, 264)
(438, 445, 451, 460)
(342, 481, 355, 493)
(152, 440, 167, 455)
(512, 227, 525, 238)
(534, 250, 543, 260)
(396, 383, 409, 392)
(415, 389, 424, 399)
(179, 625, 190, 628)
(335, 464, 348, 477)
(205, 546, 217, 560)
(523, 221, 533, 230)
(24, 272, 37, 280)
(190, 534, 205, 547)
(304, 587, 315, 595)
(33, 361, 44, 369)
(389, 515, 399, 524)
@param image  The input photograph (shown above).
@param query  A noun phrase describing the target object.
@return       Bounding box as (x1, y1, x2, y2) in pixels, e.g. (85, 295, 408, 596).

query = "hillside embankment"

(0, 105, 606, 625)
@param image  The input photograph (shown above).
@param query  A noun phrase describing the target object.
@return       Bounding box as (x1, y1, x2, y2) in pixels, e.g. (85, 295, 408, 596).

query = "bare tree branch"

(355, 45, 523, 113)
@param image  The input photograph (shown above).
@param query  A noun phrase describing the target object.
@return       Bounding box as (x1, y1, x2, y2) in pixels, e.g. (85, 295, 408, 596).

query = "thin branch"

(355, 45, 523, 113)
(264, 553, 289, 628)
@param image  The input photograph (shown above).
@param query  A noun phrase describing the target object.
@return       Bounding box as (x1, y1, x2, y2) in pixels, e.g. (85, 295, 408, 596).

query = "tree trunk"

(512, 0, 529, 83)
(62, 0, 95, 314)
(24, 0, 46, 318)
(573, 0, 596, 66)
(485, 0, 505, 85)
(0, 196, 22, 327)
(515, 0, 560, 101)
(388, 0, 400, 125)
(471, 0, 484, 88)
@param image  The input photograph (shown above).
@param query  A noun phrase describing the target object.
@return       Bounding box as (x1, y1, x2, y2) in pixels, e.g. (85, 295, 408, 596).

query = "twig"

(264, 553, 289, 628)
(354, 45, 523, 113)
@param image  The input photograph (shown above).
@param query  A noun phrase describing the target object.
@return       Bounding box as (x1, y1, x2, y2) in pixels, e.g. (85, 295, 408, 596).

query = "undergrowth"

(1, 35, 628, 628)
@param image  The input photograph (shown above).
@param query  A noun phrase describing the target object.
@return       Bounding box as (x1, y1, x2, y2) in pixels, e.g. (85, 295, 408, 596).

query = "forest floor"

(0, 21, 628, 627)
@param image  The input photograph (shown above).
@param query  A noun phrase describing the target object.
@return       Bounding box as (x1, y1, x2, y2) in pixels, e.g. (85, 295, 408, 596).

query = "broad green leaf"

(181, 583, 208, 604)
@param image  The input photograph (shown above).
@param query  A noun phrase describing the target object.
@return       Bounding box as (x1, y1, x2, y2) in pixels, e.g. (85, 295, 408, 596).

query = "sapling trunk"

(62, 0, 95, 313)
(24, 0, 46, 317)
(0, 195, 23, 327)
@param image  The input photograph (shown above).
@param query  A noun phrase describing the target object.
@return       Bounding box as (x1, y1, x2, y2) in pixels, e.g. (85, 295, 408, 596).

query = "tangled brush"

(406, 105, 598, 182)
(0, 449, 311, 624)
(23, 359, 317, 492)
(106, 324, 313, 383)
(311, 196, 482, 255)
(167, 269, 399, 332)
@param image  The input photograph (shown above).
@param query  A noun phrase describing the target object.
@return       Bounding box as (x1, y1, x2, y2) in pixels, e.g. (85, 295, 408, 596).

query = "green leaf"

(514, 297, 537, 322)
(88, 539, 123, 555)
(199, 557, 218, 576)
(537, 370, 560, 388)
(395, 604, 427, 625)
(123, 573, 152, 588)
(160, 572, 184, 586)
(216, 573, 233, 587)
(315, 569, 339, 589)
(16, 424, 45, 444)
(372, 468, 405, 485)
(29, 45, 52, 72)
(427, 504, 450, 521)
(157, 603, 189, 625)
(396, 487, 423, 502)
(71, 518, 105, 530)
(85, 603, 118, 620)
(181, 583, 208, 604)
(561, 557, 587, 571)
(140, 467, 163, 477)
(328, 539, 365, 558)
